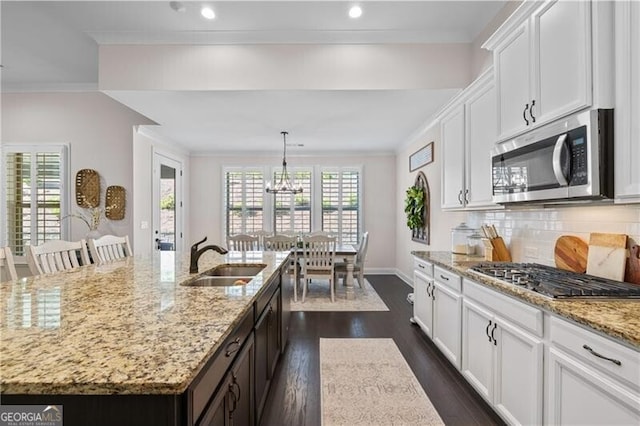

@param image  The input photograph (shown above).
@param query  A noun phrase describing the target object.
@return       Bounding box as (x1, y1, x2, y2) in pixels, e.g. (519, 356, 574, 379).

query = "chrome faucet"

(190, 236, 228, 273)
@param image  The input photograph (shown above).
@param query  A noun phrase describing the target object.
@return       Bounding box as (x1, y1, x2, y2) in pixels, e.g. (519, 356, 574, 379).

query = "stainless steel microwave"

(491, 109, 614, 204)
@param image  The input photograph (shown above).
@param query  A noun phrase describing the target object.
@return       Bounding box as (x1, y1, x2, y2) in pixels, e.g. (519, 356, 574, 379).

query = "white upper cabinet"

(484, 0, 613, 143)
(440, 69, 499, 210)
(614, 0, 640, 201)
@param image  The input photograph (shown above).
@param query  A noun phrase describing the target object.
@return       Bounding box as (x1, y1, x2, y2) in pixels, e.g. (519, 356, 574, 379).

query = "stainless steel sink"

(205, 263, 267, 277)
(184, 276, 254, 287)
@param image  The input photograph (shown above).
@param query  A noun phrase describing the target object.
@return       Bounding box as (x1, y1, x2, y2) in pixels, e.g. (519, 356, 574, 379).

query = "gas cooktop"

(469, 262, 640, 300)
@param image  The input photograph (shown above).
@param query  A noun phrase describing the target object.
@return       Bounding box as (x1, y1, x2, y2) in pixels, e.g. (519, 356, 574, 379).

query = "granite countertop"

(412, 251, 640, 349)
(0, 250, 290, 395)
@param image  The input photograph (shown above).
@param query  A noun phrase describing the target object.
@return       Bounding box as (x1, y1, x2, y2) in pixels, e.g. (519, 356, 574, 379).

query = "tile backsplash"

(468, 205, 640, 266)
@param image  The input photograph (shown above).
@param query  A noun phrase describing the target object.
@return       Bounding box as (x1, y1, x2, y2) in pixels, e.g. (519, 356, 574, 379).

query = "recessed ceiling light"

(201, 6, 215, 20)
(349, 5, 362, 19)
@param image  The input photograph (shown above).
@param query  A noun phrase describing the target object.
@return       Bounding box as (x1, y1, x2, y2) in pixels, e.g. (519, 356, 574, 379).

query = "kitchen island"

(0, 249, 292, 425)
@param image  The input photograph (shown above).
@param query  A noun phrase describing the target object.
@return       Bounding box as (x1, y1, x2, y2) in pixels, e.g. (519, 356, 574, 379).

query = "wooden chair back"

(356, 231, 370, 266)
(0, 246, 18, 281)
(302, 235, 336, 275)
(264, 235, 296, 251)
(251, 230, 272, 250)
(88, 235, 132, 265)
(226, 234, 259, 251)
(27, 239, 90, 276)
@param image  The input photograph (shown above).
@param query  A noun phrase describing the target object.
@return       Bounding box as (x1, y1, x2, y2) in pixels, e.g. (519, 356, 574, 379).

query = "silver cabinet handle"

(418, 264, 425, 269)
(458, 190, 463, 204)
(582, 344, 622, 366)
(491, 323, 497, 346)
(440, 274, 449, 281)
(464, 189, 469, 204)
(523, 104, 530, 125)
(552, 134, 569, 187)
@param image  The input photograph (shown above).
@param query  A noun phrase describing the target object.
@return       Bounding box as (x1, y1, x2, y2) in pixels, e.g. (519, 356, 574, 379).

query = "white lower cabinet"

(413, 267, 434, 338)
(413, 259, 462, 370)
(546, 316, 640, 425)
(462, 280, 543, 426)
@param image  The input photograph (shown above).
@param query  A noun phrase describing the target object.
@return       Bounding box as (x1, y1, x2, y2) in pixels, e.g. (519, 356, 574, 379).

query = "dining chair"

(27, 239, 90, 276)
(226, 234, 260, 251)
(301, 235, 337, 302)
(251, 230, 272, 250)
(335, 231, 369, 288)
(263, 234, 297, 251)
(88, 234, 132, 265)
(0, 246, 18, 281)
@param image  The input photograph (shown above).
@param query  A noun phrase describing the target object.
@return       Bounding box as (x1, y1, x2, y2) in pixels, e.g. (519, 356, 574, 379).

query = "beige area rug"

(291, 278, 389, 312)
(320, 338, 445, 426)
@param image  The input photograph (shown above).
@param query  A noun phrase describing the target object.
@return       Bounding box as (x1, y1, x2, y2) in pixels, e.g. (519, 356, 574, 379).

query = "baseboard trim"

(363, 268, 413, 287)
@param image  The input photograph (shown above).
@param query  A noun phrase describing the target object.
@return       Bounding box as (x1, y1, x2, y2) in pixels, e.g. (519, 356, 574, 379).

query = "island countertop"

(0, 250, 290, 395)
(412, 251, 640, 349)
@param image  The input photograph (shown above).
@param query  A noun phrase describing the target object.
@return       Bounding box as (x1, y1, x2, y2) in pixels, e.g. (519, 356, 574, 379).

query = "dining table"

(291, 243, 358, 302)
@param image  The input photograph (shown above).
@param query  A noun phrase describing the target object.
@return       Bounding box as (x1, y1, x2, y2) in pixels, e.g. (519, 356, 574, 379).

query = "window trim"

(1, 143, 70, 261)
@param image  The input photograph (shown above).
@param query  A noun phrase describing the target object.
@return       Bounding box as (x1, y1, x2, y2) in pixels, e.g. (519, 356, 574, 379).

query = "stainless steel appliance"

(469, 262, 640, 299)
(491, 109, 614, 204)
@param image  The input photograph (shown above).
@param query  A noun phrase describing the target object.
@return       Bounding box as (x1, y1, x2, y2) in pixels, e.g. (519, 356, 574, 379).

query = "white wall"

(189, 153, 396, 272)
(395, 124, 466, 283)
(1, 92, 154, 248)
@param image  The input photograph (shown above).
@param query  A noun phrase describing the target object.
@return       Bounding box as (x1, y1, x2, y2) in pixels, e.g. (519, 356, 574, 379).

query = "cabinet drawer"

(191, 308, 254, 423)
(434, 266, 461, 293)
(414, 258, 433, 277)
(463, 278, 543, 337)
(550, 316, 640, 391)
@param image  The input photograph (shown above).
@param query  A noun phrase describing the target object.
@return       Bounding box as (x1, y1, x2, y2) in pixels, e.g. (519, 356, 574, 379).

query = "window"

(273, 169, 312, 234)
(225, 169, 265, 235)
(321, 168, 361, 245)
(2, 145, 68, 257)
(223, 166, 361, 244)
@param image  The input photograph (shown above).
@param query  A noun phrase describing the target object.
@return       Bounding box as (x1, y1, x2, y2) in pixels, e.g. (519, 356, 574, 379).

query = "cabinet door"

(413, 269, 433, 337)
(547, 347, 640, 425)
(432, 282, 462, 369)
(197, 376, 231, 426)
(254, 303, 270, 419)
(493, 318, 543, 426)
(440, 104, 466, 209)
(228, 334, 254, 426)
(532, 0, 591, 126)
(494, 20, 531, 141)
(461, 299, 494, 402)
(615, 0, 640, 200)
(465, 80, 498, 208)
(267, 288, 281, 378)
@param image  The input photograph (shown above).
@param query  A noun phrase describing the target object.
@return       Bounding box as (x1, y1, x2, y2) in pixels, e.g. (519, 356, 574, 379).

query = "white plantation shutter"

(3, 145, 67, 257)
(273, 169, 312, 234)
(321, 168, 361, 245)
(225, 169, 265, 235)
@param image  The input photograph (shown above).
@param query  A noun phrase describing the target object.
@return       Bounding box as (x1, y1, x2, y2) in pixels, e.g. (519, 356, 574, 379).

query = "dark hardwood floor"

(260, 274, 505, 426)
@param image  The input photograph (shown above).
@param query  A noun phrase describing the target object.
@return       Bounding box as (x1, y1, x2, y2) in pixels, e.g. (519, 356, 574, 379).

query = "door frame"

(152, 150, 183, 252)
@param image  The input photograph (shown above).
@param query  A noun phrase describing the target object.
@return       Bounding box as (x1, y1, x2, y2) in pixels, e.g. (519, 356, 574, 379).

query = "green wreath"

(404, 185, 425, 230)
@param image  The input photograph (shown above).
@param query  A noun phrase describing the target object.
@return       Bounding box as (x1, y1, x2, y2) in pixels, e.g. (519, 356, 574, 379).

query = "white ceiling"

(1, 1, 507, 153)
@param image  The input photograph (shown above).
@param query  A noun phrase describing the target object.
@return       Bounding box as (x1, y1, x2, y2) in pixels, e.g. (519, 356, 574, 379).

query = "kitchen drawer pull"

(523, 104, 530, 125)
(458, 190, 463, 204)
(486, 320, 493, 342)
(225, 337, 241, 357)
(582, 344, 622, 366)
(439, 274, 449, 281)
(426, 282, 431, 297)
(464, 189, 469, 204)
(418, 264, 425, 269)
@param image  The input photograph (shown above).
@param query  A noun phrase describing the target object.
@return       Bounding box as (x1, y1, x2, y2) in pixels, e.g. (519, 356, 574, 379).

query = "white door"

(495, 20, 531, 141)
(440, 104, 466, 209)
(493, 317, 543, 426)
(465, 79, 498, 208)
(153, 153, 183, 252)
(432, 282, 462, 369)
(547, 348, 640, 425)
(413, 269, 433, 338)
(533, 0, 591, 125)
(461, 299, 495, 402)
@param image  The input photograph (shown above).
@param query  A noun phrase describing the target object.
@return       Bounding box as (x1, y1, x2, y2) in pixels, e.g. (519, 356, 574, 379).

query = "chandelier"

(265, 131, 303, 194)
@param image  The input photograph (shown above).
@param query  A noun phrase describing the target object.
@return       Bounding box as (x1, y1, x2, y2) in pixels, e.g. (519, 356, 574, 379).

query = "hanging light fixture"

(265, 131, 303, 194)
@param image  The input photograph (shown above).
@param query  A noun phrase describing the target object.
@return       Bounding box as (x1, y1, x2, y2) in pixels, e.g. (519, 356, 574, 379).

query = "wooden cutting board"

(586, 233, 628, 281)
(625, 245, 640, 285)
(554, 236, 588, 273)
